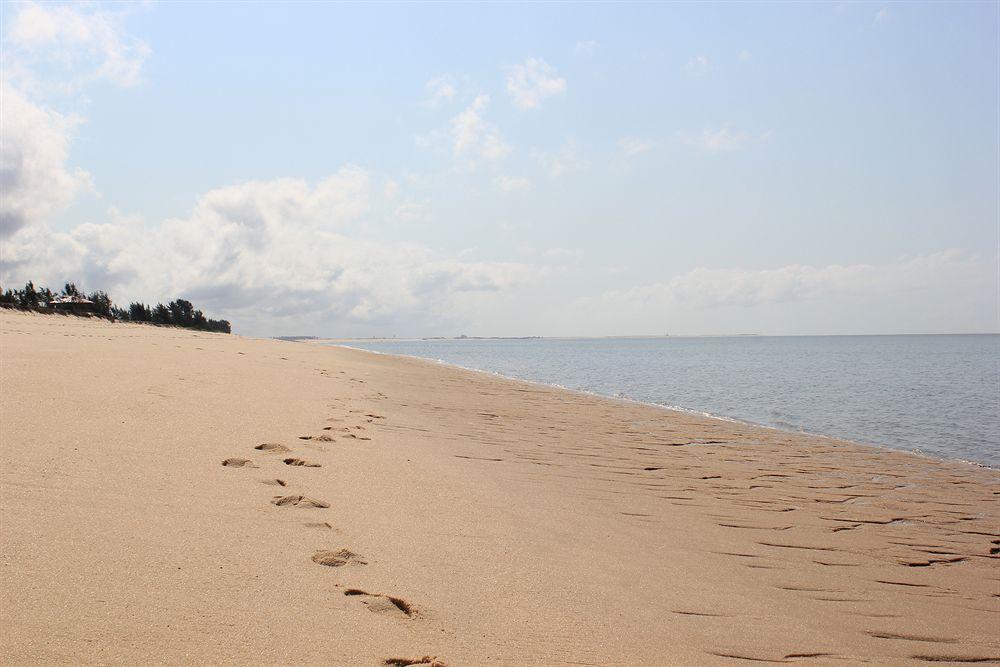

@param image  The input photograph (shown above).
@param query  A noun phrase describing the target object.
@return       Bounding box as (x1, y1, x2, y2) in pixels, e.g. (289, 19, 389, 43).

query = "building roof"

(50, 295, 94, 305)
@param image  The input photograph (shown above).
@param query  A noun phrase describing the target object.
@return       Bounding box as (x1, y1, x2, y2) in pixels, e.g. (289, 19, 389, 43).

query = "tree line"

(114, 298, 231, 333)
(0, 282, 231, 334)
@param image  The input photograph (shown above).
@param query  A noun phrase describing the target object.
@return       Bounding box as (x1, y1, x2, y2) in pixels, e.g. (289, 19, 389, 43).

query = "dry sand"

(1, 309, 997, 665)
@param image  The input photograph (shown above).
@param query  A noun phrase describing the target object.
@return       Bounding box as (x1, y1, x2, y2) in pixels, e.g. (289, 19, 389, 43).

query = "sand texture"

(1, 310, 998, 665)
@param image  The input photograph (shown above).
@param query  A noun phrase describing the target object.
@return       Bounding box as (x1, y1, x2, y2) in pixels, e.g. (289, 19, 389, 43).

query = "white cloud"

(682, 126, 752, 152)
(413, 131, 438, 151)
(685, 55, 710, 76)
(542, 247, 581, 259)
(618, 138, 652, 158)
(382, 178, 400, 200)
(0, 81, 91, 238)
(874, 7, 889, 23)
(424, 75, 456, 107)
(738, 50, 752, 61)
(5, 1, 150, 91)
(505, 58, 567, 110)
(532, 140, 589, 176)
(575, 40, 598, 55)
(495, 175, 530, 192)
(392, 200, 430, 224)
(450, 94, 510, 163)
(631, 263, 877, 307)
(0, 170, 537, 334)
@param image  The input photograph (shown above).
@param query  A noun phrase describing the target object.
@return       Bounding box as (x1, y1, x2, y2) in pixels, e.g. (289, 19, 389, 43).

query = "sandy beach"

(1, 309, 997, 665)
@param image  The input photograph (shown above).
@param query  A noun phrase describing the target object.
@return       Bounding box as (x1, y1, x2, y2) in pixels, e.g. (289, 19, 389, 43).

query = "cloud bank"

(556, 252, 996, 335)
(1, 170, 536, 335)
(0, 81, 90, 237)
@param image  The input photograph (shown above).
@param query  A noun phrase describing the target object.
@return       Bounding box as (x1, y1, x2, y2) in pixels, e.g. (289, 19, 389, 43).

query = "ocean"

(337, 334, 999, 468)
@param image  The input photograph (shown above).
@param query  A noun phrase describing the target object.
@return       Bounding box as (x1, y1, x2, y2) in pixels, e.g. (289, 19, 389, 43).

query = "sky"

(1, 1, 997, 337)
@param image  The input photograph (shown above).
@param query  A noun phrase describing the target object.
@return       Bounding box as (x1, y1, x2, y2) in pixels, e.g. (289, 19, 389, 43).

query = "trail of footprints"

(222, 404, 444, 667)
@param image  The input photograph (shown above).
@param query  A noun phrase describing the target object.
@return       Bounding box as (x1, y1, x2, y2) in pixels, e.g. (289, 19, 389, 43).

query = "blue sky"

(1, 1, 996, 336)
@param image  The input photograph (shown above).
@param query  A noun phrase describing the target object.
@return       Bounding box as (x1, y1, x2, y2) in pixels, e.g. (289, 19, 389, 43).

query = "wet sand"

(1, 310, 997, 665)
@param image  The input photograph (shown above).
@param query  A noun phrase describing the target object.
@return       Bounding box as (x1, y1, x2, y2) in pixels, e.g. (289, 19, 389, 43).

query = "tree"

(88, 291, 113, 318)
(168, 299, 195, 327)
(205, 318, 231, 333)
(20, 282, 39, 309)
(129, 302, 152, 322)
(151, 303, 170, 324)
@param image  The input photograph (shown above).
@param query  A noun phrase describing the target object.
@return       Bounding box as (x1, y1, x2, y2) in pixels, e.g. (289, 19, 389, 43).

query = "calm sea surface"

(339, 335, 1000, 468)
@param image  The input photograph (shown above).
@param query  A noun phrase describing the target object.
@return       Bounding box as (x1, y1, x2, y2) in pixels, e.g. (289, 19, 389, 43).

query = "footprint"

(304, 521, 333, 530)
(343, 589, 415, 618)
(384, 657, 444, 666)
(365, 596, 414, 618)
(222, 458, 257, 468)
(867, 631, 958, 643)
(271, 495, 329, 508)
(262, 478, 288, 487)
(255, 443, 290, 453)
(312, 549, 366, 567)
(283, 457, 321, 467)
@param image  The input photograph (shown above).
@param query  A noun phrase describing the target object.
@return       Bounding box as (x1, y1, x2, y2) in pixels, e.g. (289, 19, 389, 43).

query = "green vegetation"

(0, 282, 231, 334)
(113, 297, 231, 333)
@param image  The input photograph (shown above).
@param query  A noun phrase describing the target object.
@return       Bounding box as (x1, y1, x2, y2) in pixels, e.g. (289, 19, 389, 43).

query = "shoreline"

(2, 310, 998, 665)
(330, 342, 998, 473)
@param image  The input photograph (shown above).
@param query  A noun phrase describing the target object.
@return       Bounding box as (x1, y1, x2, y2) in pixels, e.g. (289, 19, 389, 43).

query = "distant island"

(447, 335, 542, 340)
(0, 281, 231, 334)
